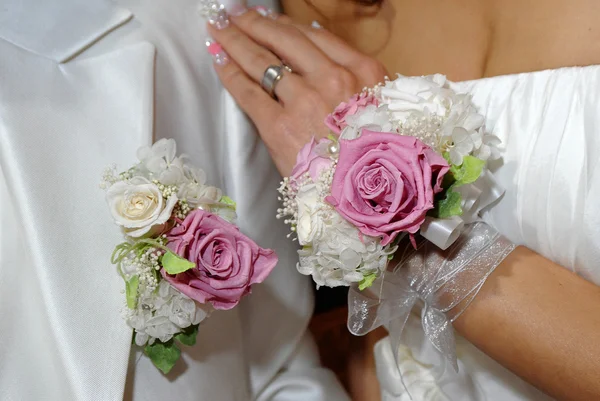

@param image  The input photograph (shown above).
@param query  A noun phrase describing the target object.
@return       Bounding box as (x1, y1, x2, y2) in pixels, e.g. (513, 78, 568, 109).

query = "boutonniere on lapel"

(100, 139, 278, 374)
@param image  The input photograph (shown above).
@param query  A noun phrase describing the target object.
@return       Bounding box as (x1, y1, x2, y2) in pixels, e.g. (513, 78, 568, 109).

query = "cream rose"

(107, 177, 177, 237)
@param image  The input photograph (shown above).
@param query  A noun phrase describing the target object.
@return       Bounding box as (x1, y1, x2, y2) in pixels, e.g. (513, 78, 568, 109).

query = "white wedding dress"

(376, 65, 600, 400)
(0, 0, 349, 400)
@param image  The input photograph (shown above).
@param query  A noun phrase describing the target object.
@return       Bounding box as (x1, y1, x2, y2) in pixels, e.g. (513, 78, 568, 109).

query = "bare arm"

(454, 246, 600, 401)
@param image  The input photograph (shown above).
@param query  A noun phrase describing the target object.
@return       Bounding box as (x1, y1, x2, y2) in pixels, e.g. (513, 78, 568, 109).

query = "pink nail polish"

(206, 39, 229, 65)
(228, 4, 248, 17)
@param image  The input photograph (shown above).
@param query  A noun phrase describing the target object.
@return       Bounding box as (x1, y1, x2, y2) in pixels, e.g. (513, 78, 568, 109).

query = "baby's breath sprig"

(316, 161, 337, 200)
(152, 180, 178, 199)
(363, 75, 389, 98)
(173, 199, 191, 220)
(277, 177, 299, 237)
(397, 113, 445, 150)
(99, 164, 118, 189)
(119, 167, 136, 181)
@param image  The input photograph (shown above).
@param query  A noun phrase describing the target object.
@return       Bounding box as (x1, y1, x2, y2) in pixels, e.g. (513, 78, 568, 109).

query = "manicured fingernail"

(253, 5, 276, 19)
(206, 39, 229, 65)
(209, 7, 229, 29)
(228, 4, 248, 17)
(311, 20, 322, 29)
(199, 1, 229, 29)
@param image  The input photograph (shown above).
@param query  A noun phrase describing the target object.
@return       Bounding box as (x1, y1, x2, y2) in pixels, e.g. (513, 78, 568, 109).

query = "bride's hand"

(207, 7, 387, 176)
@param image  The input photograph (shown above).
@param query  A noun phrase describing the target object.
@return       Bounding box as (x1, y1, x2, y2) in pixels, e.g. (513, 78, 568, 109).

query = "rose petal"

(162, 210, 277, 310)
(327, 129, 449, 245)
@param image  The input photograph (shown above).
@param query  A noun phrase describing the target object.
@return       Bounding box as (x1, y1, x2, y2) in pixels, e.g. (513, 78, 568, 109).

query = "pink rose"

(326, 130, 449, 246)
(290, 137, 334, 183)
(161, 210, 277, 310)
(324, 93, 379, 134)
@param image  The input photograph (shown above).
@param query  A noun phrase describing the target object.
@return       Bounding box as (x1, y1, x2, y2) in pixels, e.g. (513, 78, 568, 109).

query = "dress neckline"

(455, 64, 600, 85)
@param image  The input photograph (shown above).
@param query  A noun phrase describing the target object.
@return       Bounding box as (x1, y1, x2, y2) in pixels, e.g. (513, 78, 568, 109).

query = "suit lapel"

(0, 2, 155, 398)
(0, 0, 132, 63)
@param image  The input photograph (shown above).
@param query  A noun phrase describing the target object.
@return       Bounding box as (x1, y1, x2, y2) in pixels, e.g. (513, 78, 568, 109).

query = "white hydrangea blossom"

(474, 134, 502, 161)
(297, 212, 395, 288)
(125, 280, 211, 346)
(178, 162, 223, 208)
(135, 138, 187, 185)
(444, 127, 477, 166)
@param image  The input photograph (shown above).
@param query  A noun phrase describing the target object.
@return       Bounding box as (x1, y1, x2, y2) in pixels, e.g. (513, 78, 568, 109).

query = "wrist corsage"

(278, 74, 515, 385)
(101, 139, 277, 374)
(278, 73, 504, 289)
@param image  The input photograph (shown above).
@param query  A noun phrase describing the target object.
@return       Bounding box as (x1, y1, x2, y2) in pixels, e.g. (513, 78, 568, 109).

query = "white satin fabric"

(0, 0, 349, 400)
(376, 66, 600, 400)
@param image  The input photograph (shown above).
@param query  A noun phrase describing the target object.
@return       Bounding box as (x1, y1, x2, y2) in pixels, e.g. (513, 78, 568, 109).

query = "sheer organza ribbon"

(347, 222, 516, 395)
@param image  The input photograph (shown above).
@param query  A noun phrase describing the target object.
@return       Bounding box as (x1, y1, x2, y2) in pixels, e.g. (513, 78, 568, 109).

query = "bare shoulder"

(485, 0, 600, 76)
(282, 0, 489, 81)
(282, 0, 600, 80)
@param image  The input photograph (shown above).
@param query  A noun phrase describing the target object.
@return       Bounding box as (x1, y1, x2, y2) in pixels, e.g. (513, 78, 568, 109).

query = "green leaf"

(125, 276, 139, 309)
(162, 251, 195, 275)
(175, 324, 199, 347)
(450, 155, 485, 187)
(144, 340, 181, 375)
(435, 187, 463, 218)
(431, 155, 483, 219)
(219, 195, 237, 210)
(442, 151, 452, 165)
(327, 133, 338, 142)
(358, 273, 378, 291)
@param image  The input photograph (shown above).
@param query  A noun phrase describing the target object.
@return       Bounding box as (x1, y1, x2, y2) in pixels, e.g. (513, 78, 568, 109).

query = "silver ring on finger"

(261, 64, 292, 100)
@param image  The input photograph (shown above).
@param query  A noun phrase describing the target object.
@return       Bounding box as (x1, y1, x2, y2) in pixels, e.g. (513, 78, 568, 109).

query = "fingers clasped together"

(204, 2, 387, 176)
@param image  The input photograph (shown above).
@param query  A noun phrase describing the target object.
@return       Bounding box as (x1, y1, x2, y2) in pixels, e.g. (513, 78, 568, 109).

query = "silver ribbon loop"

(420, 170, 505, 250)
(419, 216, 464, 250)
(422, 305, 458, 370)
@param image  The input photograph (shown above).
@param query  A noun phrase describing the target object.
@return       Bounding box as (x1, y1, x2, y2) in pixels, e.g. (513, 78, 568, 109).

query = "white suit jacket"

(0, 0, 349, 400)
